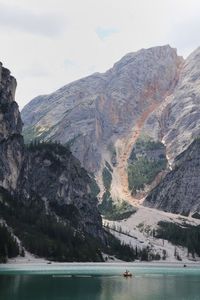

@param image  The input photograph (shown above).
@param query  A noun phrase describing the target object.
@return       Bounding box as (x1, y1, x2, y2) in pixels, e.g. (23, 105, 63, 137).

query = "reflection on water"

(1, 271, 200, 300)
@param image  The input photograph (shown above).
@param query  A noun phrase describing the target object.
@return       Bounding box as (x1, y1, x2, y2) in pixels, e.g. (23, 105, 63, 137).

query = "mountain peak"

(111, 44, 182, 73)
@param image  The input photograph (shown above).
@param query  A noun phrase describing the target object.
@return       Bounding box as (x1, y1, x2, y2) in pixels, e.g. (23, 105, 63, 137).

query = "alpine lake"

(0, 263, 200, 300)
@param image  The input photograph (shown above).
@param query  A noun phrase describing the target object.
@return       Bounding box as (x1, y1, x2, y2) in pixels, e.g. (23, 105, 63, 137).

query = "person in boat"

(124, 270, 132, 276)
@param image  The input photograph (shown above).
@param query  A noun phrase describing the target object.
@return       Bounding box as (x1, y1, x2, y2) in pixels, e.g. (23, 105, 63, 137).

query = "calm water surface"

(0, 264, 200, 300)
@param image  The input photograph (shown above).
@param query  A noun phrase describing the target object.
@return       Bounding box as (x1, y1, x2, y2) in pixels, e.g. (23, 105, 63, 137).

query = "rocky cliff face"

(142, 47, 200, 165)
(139, 47, 200, 215)
(161, 47, 200, 165)
(19, 142, 102, 237)
(0, 63, 24, 192)
(22, 45, 183, 203)
(0, 62, 104, 260)
(144, 139, 200, 215)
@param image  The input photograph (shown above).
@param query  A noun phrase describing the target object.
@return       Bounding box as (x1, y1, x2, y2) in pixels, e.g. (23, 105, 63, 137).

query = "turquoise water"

(0, 264, 200, 300)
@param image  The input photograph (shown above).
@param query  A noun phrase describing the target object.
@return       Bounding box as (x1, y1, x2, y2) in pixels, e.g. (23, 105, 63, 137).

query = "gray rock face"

(143, 47, 200, 165)
(144, 139, 200, 215)
(0, 62, 103, 240)
(161, 47, 200, 164)
(22, 45, 182, 173)
(0, 64, 24, 191)
(140, 47, 200, 214)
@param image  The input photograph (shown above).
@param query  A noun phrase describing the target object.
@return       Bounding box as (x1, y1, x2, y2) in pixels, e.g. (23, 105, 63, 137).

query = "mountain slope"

(142, 46, 200, 166)
(162, 47, 200, 165)
(144, 138, 200, 215)
(22, 45, 183, 204)
(139, 47, 200, 215)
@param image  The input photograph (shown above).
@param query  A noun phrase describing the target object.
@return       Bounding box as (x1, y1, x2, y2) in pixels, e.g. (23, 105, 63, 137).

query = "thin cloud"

(64, 59, 78, 69)
(96, 27, 120, 40)
(18, 67, 49, 79)
(0, 3, 66, 37)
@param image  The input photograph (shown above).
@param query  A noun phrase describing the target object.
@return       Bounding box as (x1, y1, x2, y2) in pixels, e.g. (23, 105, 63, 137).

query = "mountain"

(22, 45, 183, 207)
(0, 62, 105, 262)
(1, 61, 178, 264)
(22, 45, 200, 219)
(144, 138, 200, 215)
(2, 46, 200, 263)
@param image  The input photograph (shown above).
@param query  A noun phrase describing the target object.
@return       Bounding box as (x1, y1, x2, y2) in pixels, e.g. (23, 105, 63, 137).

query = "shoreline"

(1, 260, 200, 270)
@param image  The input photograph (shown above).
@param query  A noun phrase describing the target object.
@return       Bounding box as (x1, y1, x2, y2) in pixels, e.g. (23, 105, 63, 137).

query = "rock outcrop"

(161, 47, 200, 164)
(144, 139, 200, 215)
(142, 47, 200, 166)
(140, 47, 200, 215)
(0, 64, 24, 192)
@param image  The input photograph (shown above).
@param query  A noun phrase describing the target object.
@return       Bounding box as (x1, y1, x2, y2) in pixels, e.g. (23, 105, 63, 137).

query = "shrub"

(0, 223, 20, 263)
(102, 167, 112, 191)
(98, 191, 136, 220)
(128, 137, 167, 193)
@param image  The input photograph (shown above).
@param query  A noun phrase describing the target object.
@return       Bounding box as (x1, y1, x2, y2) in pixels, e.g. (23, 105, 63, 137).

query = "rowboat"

(123, 271, 132, 277)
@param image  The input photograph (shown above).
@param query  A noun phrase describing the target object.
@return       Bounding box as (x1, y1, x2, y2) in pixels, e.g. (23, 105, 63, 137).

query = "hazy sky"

(0, 0, 199, 109)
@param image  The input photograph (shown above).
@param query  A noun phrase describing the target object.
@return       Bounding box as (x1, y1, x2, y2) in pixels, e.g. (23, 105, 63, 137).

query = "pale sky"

(0, 0, 199, 109)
